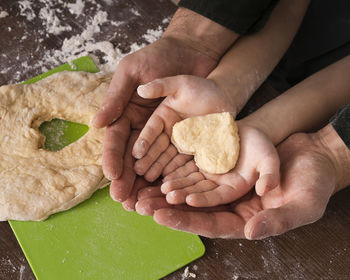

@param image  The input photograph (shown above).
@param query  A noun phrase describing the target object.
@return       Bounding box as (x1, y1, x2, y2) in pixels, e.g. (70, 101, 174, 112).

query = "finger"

(134, 133, 170, 176)
(154, 209, 245, 239)
(109, 130, 139, 202)
(144, 145, 178, 182)
(161, 172, 205, 194)
(132, 113, 164, 159)
(102, 116, 130, 180)
(93, 60, 137, 128)
(162, 154, 194, 177)
(122, 176, 149, 211)
(136, 195, 231, 215)
(163, 160, 198, 181)
(137, 75, 190, 99)
(186, 173, 250, 207)
(137, 186, 164, 200)
(256, 153, 280, 196)
(244, 200, 325, 240)
(136, 197, 170, 216)
(167, 180, 218, 205)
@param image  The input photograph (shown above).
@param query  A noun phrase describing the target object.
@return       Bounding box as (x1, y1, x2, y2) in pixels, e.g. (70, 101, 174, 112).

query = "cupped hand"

(93, 36, 218, 202)
(132, 75, 237, 182)
(135, 132, 341, 239)
(160, 121, 280, 207)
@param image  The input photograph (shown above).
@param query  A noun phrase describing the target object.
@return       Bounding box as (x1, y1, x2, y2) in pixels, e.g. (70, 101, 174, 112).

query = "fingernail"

(133, 139, 147, 159)
(137, 80, 160, 97)
(123, 204, 135, 212)
(136, 203, 149, 216)
(134, 163, 145, 176)
(104, 170, 118, 181)
(166, 191, 178, 204)
(111, 195, 123, 202)
(137, 85, 147, 98)
(160, 183, 168, 194)
(133, 151, 143, 160)
(250, 221, 267, 240)
(168, 191, 176, 198)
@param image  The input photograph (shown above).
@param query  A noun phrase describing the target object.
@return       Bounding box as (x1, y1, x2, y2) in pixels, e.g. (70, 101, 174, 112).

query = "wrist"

(313, 124, 350, 193)
(163, 7, 238, 62)
(238, 114, 277, 144)
(206, 77, 240, 118)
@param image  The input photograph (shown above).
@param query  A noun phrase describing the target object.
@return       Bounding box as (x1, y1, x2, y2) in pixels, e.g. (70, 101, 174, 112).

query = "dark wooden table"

(1, 1, 350, 279)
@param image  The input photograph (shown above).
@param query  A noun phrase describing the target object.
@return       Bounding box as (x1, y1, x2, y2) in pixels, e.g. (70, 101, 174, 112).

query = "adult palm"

(134, 133, 337, 239)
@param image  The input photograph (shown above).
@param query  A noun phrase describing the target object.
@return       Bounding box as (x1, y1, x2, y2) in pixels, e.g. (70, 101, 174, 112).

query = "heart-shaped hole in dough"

(39, 119, 89, 151)
(171, 112, 240, 174)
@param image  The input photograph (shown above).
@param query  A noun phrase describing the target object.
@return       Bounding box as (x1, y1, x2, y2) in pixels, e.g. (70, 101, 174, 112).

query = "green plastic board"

(9, 56, 205, 280)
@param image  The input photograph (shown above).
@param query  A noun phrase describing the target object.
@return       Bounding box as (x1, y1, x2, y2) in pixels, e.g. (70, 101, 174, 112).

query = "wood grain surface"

(1, 1, 350, 280)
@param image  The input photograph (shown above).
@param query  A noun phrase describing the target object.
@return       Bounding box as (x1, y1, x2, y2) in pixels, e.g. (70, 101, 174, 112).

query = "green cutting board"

(9, 57, 205, 280)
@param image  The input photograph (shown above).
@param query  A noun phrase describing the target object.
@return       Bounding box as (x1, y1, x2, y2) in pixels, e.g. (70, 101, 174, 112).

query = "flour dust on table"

(1, 0, 169, 85)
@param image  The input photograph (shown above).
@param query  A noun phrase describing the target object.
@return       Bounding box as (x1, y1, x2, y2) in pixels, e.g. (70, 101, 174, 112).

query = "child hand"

(161, 121, 280, 207)
(132, 75, 236, 182)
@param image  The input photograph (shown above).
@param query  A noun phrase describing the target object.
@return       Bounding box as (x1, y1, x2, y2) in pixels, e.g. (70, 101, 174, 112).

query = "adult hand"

(135, 125, 350, 239)
(93, 8, 237, 203)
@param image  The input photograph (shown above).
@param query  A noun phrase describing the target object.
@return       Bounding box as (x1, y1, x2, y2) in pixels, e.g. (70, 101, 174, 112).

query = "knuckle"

(151, 160, 164, 172)
(163, 145, 177, 158)
(172, 155, 185, 168)
(178, 75, 192, 86)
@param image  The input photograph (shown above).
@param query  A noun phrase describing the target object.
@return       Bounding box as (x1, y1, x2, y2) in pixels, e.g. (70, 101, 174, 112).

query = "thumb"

(137, 75, 188, 99)
(93, 62, 137, 128)
(244, 200, 325, 240)
(255, 151, 280, 196)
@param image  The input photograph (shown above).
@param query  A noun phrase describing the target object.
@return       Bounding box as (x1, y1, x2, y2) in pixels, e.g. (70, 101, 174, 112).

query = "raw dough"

(0, 71, 111, 221)
(171, 112, 240, 174)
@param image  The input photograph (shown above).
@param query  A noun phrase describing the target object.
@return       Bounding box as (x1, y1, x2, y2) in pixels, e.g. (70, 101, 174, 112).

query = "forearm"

(208, 0, 309, 115)
(163, 7, 239, 62)
(243, 55, 350, 145)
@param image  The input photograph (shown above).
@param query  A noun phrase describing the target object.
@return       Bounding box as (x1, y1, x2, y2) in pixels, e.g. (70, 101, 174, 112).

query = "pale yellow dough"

(171, 112, 240, 174)
(0, 71, 111, 221)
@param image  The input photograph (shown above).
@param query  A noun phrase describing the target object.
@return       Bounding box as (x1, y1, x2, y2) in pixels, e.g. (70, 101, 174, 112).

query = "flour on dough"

(171, 112, 240, 174)
(0, 71, 111, 221)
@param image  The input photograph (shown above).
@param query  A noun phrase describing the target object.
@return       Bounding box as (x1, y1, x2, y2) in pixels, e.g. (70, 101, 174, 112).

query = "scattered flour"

(182, 266, 197, 279)
(1, 0, 166, 84)
(18, 0, 35, 21)
(130, 8, 141, 17)
(0, 10, 9, 18)
(39, 9, 130, 73)
(67, 0, 85, 16)
(19, 265, 25, 280)
(39, 5, 72, 35)
(162, 16, 171, 24)
(0, 257, 17, 274)
(143, 26, 164, 44)
(46, 10, 110, 63)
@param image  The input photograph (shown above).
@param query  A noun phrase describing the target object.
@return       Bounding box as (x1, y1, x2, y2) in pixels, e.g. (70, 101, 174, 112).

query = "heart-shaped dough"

(171, 112, 240, 174)
(0, 71, 111, 221)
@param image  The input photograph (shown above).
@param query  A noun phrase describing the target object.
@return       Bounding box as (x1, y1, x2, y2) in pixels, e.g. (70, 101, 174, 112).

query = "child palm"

(132, 75, 236, 182)
(161, 122, 280, 207)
